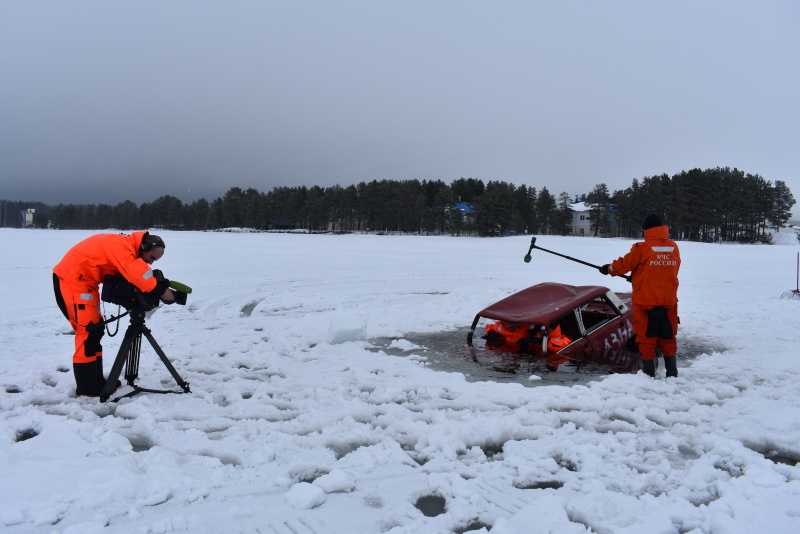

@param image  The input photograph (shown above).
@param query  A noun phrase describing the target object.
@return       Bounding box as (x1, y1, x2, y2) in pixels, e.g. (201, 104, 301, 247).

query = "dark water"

(367, 330, 713, 388)
(414, 495, 446, 517)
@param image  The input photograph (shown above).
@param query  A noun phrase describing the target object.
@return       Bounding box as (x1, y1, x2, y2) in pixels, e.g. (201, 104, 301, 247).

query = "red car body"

(467, 282, 639, 372)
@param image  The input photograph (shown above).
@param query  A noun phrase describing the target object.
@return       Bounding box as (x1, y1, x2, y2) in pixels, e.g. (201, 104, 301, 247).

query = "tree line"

(2, 167, 795, 242)
(589, 167, 795, 242)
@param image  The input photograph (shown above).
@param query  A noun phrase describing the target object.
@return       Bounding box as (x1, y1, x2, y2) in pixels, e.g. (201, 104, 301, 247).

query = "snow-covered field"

(1, 228, 799, 534)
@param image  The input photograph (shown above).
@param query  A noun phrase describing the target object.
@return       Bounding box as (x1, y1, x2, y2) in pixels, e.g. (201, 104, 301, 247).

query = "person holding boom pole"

(599, 213, 681, 378)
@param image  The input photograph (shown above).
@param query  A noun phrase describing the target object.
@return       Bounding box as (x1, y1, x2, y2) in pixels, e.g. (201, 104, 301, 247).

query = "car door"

(579, 295, 636, 366)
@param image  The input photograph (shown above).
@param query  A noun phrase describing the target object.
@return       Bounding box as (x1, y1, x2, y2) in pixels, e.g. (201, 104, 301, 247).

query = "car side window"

(552, 310, 583, 340)
(579, 296, 620, 333)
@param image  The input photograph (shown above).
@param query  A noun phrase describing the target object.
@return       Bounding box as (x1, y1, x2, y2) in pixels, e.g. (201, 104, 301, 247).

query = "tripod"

(100, 307, 191, 403)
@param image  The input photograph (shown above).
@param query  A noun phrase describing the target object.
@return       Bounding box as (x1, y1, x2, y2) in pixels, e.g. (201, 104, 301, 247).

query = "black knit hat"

(642, 213, 664, 230)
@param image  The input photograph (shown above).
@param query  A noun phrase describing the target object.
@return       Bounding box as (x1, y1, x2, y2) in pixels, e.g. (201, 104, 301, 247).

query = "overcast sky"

(1, 1, 799, 217)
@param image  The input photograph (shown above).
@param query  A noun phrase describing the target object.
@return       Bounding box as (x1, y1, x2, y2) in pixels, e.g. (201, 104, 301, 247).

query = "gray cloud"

(1, 1, 798, 216)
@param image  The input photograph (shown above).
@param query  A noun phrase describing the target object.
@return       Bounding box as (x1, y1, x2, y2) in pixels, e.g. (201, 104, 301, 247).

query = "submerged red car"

(467, 282, 639, 372)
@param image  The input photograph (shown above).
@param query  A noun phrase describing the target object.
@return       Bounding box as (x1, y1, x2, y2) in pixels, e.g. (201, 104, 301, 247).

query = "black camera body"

(101, 274, 157, 310)
(102, 273, 188, 310)
(172, 289, 188, 306)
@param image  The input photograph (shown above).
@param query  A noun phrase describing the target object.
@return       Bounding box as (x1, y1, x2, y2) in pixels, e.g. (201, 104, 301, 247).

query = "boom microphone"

(169, 280, 192, 294)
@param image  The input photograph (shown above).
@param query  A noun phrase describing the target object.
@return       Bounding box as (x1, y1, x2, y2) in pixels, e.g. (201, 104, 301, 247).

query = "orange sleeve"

(609, 243, 642, 277)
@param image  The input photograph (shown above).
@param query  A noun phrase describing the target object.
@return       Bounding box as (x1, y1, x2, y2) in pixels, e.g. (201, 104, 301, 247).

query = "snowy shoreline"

(1, 229, 799, 534)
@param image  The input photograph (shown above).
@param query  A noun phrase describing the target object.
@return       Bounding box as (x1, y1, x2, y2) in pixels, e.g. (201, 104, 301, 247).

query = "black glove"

(599, 264, 610, 275)
(146, 273, 171, 301)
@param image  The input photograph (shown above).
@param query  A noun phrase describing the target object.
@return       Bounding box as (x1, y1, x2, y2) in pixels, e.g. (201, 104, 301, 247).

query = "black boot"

(74, 361, 103, 397)
(95, 355, 105, 385)
(641, 358, 656, 378)
(664, 356, 678, 378)
(94, 356, 121, 392)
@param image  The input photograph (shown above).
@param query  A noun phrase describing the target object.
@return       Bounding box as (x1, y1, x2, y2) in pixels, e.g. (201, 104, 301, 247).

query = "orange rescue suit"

(485, 321, 530, 346)
(53, 232, 158, 364)
(547, 324, 571, 352)
(608, 225, 681, 359)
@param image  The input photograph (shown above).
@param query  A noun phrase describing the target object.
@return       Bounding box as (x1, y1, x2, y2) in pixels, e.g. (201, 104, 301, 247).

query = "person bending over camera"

(53, 232, 174, 397)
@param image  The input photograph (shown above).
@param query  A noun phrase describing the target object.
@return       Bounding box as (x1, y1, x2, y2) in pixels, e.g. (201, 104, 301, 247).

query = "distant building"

(21, 208, 35, 227)
(570, 201, 592, 236)
(447, 201, 476, 225)
(568, 199, 618, 237)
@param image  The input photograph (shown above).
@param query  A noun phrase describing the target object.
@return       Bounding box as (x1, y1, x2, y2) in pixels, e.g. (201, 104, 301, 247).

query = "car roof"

(476, 282, 613, 325)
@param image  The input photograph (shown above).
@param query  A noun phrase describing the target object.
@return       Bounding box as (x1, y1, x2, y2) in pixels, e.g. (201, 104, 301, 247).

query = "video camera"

(101, 271, 191, 311)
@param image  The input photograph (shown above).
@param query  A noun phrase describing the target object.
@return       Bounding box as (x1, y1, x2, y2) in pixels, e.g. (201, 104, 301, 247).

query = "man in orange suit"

(53, 232, 174, 396)
(599, 213, 681, 378)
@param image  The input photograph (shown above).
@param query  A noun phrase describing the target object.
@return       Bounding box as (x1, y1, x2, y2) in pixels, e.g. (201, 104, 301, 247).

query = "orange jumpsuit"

(608, 225, 681, 360)
(546, 324, 571, 352)
(53, 232, 159, 364)
(485, 322, 531, 346)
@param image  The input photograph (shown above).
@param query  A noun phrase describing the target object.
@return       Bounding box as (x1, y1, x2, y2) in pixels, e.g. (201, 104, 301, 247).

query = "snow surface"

(1, 228, 799, 534)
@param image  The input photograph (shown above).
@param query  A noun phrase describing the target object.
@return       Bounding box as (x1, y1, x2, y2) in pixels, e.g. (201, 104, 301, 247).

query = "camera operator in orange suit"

(53, 232, 174, 396)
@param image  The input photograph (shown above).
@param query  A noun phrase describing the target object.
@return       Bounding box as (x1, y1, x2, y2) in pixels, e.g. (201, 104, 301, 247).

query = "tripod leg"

(100, 332, 136, 402)
(143, 330, 191, 393)
(125, 332, 143, 385)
